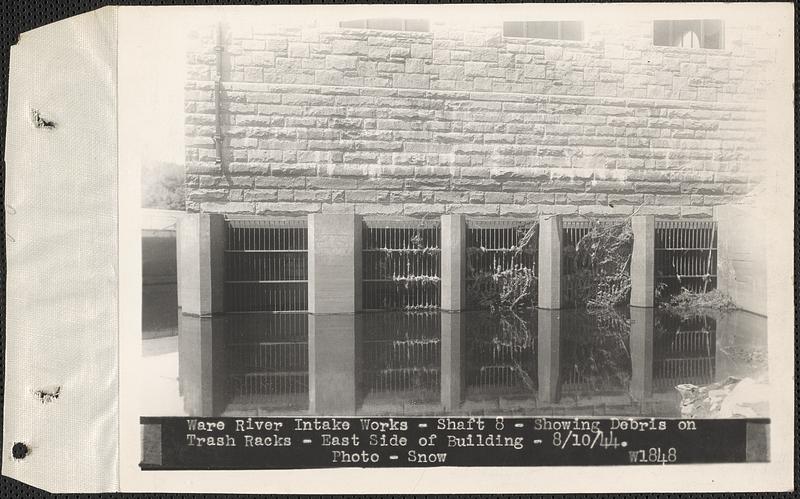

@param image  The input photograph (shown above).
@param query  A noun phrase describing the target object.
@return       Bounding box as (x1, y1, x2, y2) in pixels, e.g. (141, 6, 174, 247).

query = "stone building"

(183, 14, 778, 219)
(174, 10, 782, 318)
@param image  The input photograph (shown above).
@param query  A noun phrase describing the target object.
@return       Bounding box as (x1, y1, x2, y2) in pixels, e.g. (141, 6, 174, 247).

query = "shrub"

(569, 218, 633, 308)
(141, 161, 186, 210)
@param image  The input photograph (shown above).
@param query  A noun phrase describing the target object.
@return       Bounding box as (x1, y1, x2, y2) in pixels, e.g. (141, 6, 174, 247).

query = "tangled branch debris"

(493, 309, 536, 351)
(378, 247, 439, 255)
(567, 218, 633, 309)
(467, 223, 539, 311)
(660, 288, 736, 313)
(367, 214, 442, 310)
(392, 274, 441, 286)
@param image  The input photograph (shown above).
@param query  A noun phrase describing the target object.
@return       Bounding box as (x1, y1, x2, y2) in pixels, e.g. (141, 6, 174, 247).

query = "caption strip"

(140, 416, 768, 469)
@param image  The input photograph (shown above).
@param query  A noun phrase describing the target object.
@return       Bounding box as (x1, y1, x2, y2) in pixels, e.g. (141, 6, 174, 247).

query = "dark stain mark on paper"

(31, 109, 56, 129)
(34, 385, 61, 403)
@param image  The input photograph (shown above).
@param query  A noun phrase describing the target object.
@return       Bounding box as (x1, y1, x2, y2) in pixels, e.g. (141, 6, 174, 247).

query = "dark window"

(339, 18, 430, 32)
(653, 20, 724, 49)
(503, 21, 583, 41)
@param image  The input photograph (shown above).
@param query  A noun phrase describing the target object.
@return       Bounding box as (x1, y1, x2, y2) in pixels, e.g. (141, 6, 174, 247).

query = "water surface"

(141, 308, 767, 418)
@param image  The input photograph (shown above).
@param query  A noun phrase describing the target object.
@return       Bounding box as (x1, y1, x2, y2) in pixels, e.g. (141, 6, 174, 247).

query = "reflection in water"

(629, 307, 654, 409)
(465, 311, 537, 397)
(177, 314, 228, 417)
(173, 308, 767, 417)
(653, 312, 716, 392)
(309, 314, 359, 415)
(360, 312, 440, 413)
(560, 308, 632, 396)
(229, 314, 309, 413)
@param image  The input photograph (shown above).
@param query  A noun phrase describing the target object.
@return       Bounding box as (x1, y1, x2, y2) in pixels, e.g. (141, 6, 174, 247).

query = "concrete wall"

(184, 17, 777, 218)
(716, 204, 767, 316)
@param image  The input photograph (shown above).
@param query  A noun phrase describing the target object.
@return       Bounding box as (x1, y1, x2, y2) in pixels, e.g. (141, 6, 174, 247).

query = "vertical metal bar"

(261, 232, 266, 281)
(277, 228, 282, 283)
(271, 228, 276, 285)
(390, 228, 395, 280)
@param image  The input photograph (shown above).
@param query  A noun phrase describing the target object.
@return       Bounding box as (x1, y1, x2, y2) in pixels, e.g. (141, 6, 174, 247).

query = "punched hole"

(12, 442, 28, 460)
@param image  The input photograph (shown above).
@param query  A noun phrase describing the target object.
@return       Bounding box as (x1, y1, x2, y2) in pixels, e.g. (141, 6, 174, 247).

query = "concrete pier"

(537, 310, 561, 403)
(176, 213, 226, 316)
(631, 215, 655, 308)
(537, 215, 563, 309)
(441, 214, 466, 311)
(629, 307, 654, 404)
(177, 314, 227, 416)
(308, 314, 361, 415)
(308, 213, 362, 313)
(440, 312, 464, 412)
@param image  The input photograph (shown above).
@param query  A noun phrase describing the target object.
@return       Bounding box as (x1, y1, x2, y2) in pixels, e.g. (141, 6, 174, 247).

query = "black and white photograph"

(3, 2, 794, 494)
(129, 2, 792, 482)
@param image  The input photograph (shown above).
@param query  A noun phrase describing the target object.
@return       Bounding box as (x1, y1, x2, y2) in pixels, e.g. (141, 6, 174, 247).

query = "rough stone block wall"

(184, 18, 777, 218)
